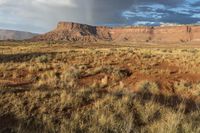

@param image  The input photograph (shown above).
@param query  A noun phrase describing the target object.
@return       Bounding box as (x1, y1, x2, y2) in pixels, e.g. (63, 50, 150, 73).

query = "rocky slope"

(0, 29, 38, 40)
(32, 22, 200, 43)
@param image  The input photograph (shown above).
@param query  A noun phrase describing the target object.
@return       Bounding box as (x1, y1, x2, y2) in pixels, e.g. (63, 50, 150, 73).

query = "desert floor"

(0, 42, 200, 133)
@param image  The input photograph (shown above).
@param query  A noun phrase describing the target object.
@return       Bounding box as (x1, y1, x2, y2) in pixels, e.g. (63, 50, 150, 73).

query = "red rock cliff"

(32, 22, 200, 43)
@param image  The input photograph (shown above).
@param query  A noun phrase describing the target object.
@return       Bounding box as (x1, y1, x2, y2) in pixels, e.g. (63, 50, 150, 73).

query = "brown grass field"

(0, 41, 200, 133)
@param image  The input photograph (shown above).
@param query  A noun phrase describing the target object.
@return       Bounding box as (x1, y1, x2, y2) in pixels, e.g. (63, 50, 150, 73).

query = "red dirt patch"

(0, 79, 32, 87)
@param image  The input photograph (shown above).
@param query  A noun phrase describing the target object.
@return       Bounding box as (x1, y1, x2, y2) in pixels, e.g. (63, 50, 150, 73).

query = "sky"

(0, 0, 200, 33)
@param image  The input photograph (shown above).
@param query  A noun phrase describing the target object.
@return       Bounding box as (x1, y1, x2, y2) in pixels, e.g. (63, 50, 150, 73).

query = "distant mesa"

(0, 29, 38, 40)
(31, 22, 111, 42)
(32, 21, 200, 43)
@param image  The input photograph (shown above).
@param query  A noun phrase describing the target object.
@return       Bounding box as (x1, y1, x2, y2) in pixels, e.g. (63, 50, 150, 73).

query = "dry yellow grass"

(0, 41, 200, 133)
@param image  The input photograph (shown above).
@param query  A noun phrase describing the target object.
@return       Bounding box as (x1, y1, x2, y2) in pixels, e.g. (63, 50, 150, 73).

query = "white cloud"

(0, 0, 7, 5)
(0, 0, 199, 33)
(0, 0, 82, 33)
(35, 0, 76, 7)
(133, 21, 156, 25)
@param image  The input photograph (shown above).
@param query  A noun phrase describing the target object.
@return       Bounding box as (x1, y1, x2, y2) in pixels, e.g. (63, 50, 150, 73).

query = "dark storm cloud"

(0, 0, 199, 33)
(191, 1, 200, 6)
(75, 0, 186, 25)
(121, 0, 200, 25)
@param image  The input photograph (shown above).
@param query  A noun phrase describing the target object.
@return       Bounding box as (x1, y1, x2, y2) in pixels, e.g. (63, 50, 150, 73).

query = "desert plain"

(0, 41, 200, 133)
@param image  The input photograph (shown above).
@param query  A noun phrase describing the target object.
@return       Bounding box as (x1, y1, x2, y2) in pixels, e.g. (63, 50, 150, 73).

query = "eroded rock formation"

(32, 22, 200, 43)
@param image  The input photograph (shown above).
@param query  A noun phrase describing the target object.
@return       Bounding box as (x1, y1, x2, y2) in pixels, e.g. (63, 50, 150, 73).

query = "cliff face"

(33, 22, 98, 42)
(110, 26, 200, 43)
(191, 26, 200, 42)
(32, 22, 200, 43)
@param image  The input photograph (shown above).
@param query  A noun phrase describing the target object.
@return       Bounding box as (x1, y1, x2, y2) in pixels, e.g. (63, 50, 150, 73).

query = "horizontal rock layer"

(32, 22, 200, 43)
